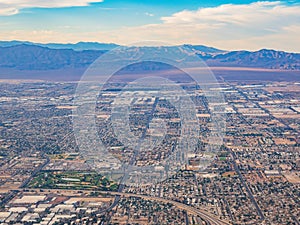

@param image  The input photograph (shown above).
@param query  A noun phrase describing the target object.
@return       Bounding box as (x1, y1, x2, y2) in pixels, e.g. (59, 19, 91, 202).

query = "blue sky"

(0, 0, 300, 51)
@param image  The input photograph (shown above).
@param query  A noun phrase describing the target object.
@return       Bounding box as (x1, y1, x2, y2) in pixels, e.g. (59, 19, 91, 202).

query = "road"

(20, 188, 230, 225)
(0, 155, 50, 208)
(20, 155, 50, 189)
(105, 97, 160, 221)
(104, 96, 229, 225)
(225, 85, 266, 221)
(230, 150, 265, 221)
(12, 96, 230, 225)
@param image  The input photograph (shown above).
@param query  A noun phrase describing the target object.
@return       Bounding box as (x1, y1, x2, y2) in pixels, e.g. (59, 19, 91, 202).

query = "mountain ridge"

(0, 42, 299, 73)
(206, 49, 300, 70)
(0, 40, 120, 51)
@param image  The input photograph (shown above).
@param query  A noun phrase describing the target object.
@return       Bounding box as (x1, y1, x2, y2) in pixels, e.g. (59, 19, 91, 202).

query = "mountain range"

(0, 41, 119, 51)
(0, 41, 299, 80)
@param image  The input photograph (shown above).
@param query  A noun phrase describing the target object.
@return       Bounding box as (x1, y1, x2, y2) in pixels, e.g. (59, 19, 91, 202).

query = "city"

(0, 79, 299, 224)
(0, 0, 300, 224)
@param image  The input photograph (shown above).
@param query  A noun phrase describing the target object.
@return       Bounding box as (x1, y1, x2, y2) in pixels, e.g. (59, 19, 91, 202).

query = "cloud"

(161, 1, 300, 30)
(1, 1, 300, 52)
(102, 1, 300, 52)
(0, 0, 104, 16)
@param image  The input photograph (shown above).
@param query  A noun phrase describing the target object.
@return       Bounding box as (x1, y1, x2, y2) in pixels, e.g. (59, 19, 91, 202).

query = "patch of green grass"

(27, 171, 118, 191)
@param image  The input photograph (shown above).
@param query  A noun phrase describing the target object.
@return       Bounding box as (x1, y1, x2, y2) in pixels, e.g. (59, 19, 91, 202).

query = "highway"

(19, 188, 231, 225)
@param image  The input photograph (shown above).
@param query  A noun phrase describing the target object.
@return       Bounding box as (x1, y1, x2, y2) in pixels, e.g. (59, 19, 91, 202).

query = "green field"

(27, 171, 118, 191)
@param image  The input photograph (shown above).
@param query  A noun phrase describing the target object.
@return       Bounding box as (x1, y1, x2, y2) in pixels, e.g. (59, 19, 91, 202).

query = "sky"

(0, 0, 300, 52)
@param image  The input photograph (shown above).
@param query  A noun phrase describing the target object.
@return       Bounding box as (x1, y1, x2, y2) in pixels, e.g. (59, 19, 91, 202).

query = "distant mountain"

(0, 41, 120, 51)
(0, 44, 104, 70)
(1, 41, 224, 53)
(0, 43, 299, 79)
(42, 42, 120, 51)
(183, 44, 226, 56)
(0, 40, 33, 47)
(206, 49, 300, 70)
